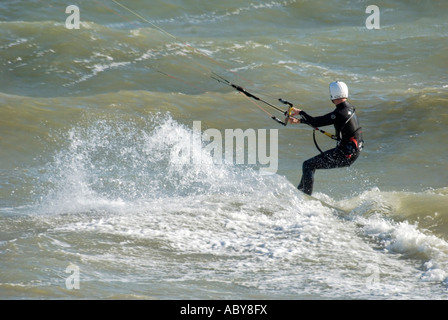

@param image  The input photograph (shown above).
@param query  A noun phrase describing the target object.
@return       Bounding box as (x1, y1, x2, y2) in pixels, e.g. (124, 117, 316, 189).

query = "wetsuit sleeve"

(299, 110, 335, 127)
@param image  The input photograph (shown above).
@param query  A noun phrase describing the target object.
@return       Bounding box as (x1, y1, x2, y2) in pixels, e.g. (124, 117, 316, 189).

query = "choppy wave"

(1, 114, 447, 299)
(2, 0, 448, 98)
(1, 0, 448, 299)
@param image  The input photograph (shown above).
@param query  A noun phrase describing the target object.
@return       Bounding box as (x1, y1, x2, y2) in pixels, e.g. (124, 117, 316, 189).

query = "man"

(288, 81, 363, 195)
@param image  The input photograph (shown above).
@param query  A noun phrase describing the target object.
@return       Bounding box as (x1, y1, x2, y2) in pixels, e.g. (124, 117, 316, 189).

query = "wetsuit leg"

(298, 148, 356, 195)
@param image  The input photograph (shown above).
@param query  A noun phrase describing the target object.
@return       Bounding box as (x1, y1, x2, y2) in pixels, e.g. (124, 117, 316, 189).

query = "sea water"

(1, 0, 448, 299)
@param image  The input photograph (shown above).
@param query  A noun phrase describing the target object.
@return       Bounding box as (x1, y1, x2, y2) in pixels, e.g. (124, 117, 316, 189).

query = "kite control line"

(211, 73, 297, 126)
(212, 73, 340, 154)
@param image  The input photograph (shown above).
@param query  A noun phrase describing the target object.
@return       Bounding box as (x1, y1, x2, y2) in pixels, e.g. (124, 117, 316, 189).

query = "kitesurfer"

(289, 81, 363, 195)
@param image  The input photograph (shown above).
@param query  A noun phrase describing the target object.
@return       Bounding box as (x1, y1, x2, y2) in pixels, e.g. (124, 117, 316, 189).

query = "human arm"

(296, 109, 336, 128)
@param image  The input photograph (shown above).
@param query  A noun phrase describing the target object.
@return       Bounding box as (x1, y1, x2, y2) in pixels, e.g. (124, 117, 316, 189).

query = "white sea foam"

(24, 116, 447, 299)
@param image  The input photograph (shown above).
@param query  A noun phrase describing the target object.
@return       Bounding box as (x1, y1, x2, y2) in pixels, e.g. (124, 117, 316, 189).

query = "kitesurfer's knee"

(302, 159, 315, 176)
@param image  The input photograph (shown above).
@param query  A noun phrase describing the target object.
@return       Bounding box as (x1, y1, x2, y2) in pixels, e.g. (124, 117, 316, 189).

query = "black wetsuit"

(298, 101, 363, 195)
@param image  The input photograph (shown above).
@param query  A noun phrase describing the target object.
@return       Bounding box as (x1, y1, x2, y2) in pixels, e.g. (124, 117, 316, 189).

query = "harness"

(339, 110, 363, 158)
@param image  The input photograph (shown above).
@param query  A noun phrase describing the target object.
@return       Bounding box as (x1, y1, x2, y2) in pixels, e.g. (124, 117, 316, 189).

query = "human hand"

(290, 107, 301, 117)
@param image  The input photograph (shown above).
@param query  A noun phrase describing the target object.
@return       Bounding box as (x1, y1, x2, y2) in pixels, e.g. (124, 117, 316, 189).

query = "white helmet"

(329, 81, 348, 100)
